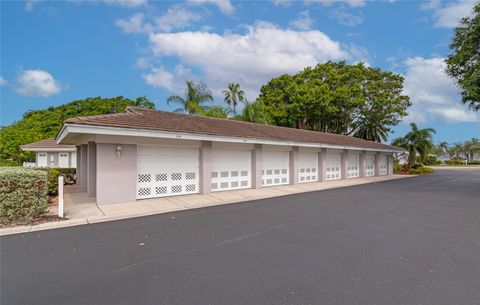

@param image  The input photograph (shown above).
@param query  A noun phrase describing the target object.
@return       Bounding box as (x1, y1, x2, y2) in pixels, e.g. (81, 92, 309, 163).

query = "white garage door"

(262, 150, 289, 186)
(347, 153, 360, 178)
(326, 152, 341, 180)
(365, 153, 375, 176)
(37, 153, 47, 167)
(211, 149, 251, 192)
(59, 153, 69, 168)
(379, 154, 388, 175)
(137, 146, 199, 199)
(299, 151, 318, 183)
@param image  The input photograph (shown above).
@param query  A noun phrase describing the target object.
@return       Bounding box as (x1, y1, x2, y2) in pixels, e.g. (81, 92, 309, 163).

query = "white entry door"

(137, 146, 199, 199)
(379, 154, 388, 175)
(37, 153, 47, 167)
(326, 152, 341, 180)
(299, 151, 318, 183)
(365, 153, 375, 176)
(347, 153, 360, 178)
(262, 150, 289, 186)
(211, 149, 251, 192)
(59, 153, 69, 168)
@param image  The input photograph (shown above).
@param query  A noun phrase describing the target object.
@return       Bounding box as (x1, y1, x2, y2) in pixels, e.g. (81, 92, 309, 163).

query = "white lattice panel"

(379, 154, 388, 175)
(137, 146, 199, 199)
(326, 153, 341, 180)
(365, 153, 375, 176)
(262, 150, 289, 186)
(211, 149, 251, 192)
(299, 151, 318, 183)
(347, 153, 360, 178)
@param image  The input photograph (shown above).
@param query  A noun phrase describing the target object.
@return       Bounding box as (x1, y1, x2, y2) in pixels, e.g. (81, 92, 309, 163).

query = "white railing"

(23, 162, 36, 167)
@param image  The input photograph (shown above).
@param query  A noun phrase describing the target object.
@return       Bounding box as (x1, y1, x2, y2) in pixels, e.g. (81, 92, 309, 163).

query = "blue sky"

(1, 0, 479, 143)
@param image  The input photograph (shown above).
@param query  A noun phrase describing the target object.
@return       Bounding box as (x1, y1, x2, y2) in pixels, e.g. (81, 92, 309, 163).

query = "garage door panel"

(262, 150, 289, 186)
(379, 155, 387, 175)
(211, 149, 251, 192)
(299, 151, 318, 183)
(326, 153, 341, 180)
(365, 154, 375, 176)
(347, 153, 360, 178)
(137, 146, 199, 199)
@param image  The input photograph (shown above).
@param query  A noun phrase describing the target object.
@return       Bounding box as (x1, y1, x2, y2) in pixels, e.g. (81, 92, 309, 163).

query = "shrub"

(46, 168, 76, 195)
(0, 167, 48, 224)
(445, 160, 464, 165)
(0, 159, 21, 167)
(408, 166, 434, 174)
(420, 156, 438, 166)
(393, 163, 433, 175)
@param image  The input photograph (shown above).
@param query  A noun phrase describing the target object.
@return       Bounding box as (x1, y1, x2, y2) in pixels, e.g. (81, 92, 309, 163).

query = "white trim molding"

(57, 123, 404, 153)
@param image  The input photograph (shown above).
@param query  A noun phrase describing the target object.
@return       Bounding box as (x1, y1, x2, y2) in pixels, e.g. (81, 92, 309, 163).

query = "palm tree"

(222, 83, 245, 116)
(391, 123, 436, 165)
(353, 118, 389, 143)
(438, 141, 449, 154)
(167, 81, 213, 115)
(240, 100, 273, 124)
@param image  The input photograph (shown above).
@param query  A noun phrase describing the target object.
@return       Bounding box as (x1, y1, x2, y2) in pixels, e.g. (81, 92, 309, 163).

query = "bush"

(46, 168, 76, 195)
(421, 156, 438, 166)
(393, 163, 433, 175)
(0, 159, 21, 167)
(445, 160, 464, 165)
(408, 166, 434, 174)
(0, 167, 48, 224)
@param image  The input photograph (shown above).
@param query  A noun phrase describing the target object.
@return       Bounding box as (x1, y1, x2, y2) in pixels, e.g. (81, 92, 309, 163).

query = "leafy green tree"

(446, 3, 480, 111)
(200, 105, 231, 119)
(167, 81, 213, 114)
(256, 61, 411, 142)
(0, 96, 155, 162)
(222, 83, 245, 116)
(391, 123, 436, 165)
(239, 100, 273, 124)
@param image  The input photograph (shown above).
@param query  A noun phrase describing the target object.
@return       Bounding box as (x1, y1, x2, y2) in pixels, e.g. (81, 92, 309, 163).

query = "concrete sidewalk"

(0, 175, 414, 236)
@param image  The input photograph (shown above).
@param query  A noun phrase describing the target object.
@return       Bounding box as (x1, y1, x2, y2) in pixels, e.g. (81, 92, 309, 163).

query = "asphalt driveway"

(1, 168, 479, 305)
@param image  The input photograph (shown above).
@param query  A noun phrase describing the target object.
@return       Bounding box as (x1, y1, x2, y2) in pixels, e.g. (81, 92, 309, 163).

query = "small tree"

(167, 81, 213, 114)
(222, 83, 245, 116)
(391, 123, 436, 165)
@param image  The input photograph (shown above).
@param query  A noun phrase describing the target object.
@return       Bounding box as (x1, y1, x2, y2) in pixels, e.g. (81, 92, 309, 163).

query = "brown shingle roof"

(21, 139, 75, 149)
(64, 107, 403, 151)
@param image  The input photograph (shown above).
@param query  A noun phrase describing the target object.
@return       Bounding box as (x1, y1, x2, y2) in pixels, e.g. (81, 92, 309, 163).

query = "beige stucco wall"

(96, 143, 137, 205)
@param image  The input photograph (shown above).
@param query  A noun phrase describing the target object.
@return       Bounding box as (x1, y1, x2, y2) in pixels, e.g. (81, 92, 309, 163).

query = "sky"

(1, 0, 479, 144)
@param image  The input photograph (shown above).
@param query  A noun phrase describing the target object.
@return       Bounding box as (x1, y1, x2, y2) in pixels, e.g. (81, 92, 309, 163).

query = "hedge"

(0, 167, 48, 224)
(47, 168, 76, 195)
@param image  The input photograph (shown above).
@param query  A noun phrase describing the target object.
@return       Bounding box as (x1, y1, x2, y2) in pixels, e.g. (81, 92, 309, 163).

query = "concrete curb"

(0, 175, 415, 236)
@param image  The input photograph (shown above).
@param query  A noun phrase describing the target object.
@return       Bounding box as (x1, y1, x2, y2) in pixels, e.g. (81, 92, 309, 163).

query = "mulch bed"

(0, 213, 67, 229)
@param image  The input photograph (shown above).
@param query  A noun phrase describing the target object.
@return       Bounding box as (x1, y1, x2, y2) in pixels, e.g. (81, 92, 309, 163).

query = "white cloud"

(115, 13, 146, 33)
(329, 8, 363, 26)
(0, 76, 7, 86)
(402, 56, 479, 123)
(306, 0, 366, 8)
(115, 7, 202, 34)
(155, 6, 202, 32)
(423, 0, 476, 28)
(428, 108, 478, 123)
(142, 67, 175, 91)
(101, 0, 147, 8)
(290, 11, 314, 30)
(145, 22, 362, 97)
(25, 0, 40, 11)
(16, 69, 63, 97)
(187, 0, 234, 15)
(272, 0, 291, 7)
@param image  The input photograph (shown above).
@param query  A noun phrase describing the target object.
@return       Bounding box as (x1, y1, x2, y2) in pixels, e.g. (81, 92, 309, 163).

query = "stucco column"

(96, 144, 137, 205)
(374, 152, 381, 176)
(80, 144, 88, 191)
(318, 148, 327, 182)
(289, 146, 299, 185)
(359, 151, 366, 178)
(199, 141, 212, 195)
(87, 142, 97, 197)
(251, 144, 262, 189)
(341, 149, 349, 180)
(76, 146, 82, 186)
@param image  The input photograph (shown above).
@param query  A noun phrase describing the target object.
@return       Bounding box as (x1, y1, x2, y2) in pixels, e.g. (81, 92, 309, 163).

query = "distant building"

(20, 139, 76, 168)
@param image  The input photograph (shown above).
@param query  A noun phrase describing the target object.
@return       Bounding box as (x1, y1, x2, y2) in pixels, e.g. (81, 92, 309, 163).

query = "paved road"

(1, 169, 479, 305)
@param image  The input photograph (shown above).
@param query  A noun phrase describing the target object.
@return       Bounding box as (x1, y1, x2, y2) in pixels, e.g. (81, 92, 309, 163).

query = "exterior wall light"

(116, 145, 122, 158)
